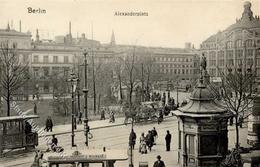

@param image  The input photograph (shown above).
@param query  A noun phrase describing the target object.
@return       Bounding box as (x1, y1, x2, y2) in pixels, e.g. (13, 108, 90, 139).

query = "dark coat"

(129, 131, 137, 146)
(165, 133, 171, 144)
(46, 118, 53, 127)
(153, 160, 166, 167)
(151, 129, 158, 137)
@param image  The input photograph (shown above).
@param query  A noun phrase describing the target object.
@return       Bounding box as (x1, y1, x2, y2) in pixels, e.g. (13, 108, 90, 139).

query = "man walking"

(77, 110, 82, 124)
(33, 102, 37, 114)
(129, 129, 137, 149)
(153, 155, 166, 167)
(45, 116, 53, 132)
(165, 130, 171, 151)
(151, 127, 158, 145)
(100, 108, 106, 120)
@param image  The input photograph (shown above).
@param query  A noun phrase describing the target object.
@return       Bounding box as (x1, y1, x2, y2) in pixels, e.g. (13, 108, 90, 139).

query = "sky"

(0, 0, 259, 48)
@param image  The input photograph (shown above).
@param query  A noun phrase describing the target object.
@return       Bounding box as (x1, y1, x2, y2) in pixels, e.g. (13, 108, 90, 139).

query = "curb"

(39, 115, 174, 138)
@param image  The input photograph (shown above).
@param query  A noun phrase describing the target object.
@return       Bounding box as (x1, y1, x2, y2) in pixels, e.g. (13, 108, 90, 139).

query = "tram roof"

(0, 115, 39, 122)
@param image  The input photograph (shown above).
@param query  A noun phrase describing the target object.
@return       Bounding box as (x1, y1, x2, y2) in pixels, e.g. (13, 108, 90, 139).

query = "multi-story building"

(111, 43, 200, 87)
(0, 21, 200, 100)
(200, 1, 260, 83)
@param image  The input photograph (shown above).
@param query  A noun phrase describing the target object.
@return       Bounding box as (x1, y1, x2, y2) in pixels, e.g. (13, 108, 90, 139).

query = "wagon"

(135, 101, 162, 122)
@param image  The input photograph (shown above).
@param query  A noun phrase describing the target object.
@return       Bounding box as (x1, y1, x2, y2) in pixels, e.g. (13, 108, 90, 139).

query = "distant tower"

(6, 22, 10, 31)
(66, 21, 73, 44)
(110, 30, 116, 46)
(69, 21, 72, 36)
(36, 29, 40, 42)
(19, 20, 21, 32)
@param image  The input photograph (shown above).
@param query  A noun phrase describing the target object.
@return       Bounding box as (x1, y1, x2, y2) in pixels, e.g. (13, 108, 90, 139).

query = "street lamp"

(68, 71, 78, 147)
(83, 50, 89, 146)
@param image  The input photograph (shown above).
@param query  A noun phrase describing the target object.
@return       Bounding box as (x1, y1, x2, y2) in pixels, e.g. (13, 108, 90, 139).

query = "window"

(33, 67, 39, 77)
(53, 56, 58, 63)
(64, 56, 69, 63)
(236, 39, 242, 48)
(22, 54, 28, 63)
(257, 59, 260, 66)
(33, 55, 39, 63)
(43, 67, 49, 77)
(186, 135, 195, 155)
(44, 83, 49, 93)
(246, 39, 253, 47)
(43, 55, 49, 63)
(226, 41, 232, 49)
(201, 135, 217, 155)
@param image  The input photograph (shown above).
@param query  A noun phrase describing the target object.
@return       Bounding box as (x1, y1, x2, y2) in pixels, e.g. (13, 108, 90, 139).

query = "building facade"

(200, 1, 260, 83)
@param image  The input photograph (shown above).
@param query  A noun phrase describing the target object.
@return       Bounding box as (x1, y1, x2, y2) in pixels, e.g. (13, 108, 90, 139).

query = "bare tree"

(122, 46, 141, 167)
(0, 41, 29, 116)
(209, 65, 258, 149)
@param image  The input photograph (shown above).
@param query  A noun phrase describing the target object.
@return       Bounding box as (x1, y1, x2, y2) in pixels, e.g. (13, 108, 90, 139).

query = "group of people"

(129, 127, 172, 155)
(151, 92, 162, 101)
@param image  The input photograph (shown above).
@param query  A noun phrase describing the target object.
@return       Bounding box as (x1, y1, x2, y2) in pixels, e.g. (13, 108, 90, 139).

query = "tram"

(43, 149, 128, 167)
(0, 115, 39, 157)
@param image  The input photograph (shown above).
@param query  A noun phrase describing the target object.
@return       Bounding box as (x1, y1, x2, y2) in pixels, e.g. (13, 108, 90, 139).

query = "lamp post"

(68, 71, 78, 147)
(129, 107, 134, 167)
(83, 50, 89, 146)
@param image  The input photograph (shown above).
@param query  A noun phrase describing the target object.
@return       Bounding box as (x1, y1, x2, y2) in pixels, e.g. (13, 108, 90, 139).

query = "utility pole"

(91, 22, 97, 115)
(68, 71, 78, 147)
(141, 63, 144, 102)
(77, 65, 81, 126)
(83, 51, 89, 146)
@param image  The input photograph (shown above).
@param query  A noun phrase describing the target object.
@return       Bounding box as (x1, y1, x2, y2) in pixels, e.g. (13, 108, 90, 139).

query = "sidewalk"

(40, 116, 173, 137)
(39, 117, 126, 137)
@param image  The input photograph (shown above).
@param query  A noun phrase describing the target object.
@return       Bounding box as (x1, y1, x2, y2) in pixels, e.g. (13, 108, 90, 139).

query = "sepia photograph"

(0, 0, 260, 166)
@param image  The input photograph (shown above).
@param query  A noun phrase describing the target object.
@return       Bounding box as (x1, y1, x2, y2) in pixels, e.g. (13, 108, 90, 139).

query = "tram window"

(0, 124, 3, 134)
(6, 121, 20, 134)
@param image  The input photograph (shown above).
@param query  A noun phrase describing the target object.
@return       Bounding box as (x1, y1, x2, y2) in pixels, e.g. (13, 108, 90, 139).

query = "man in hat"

(153, 155, 166, 167)
(165, 130, 171, 151)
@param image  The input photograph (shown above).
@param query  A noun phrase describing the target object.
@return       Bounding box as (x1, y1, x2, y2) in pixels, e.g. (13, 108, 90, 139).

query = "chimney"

(19, 20, 21, 32)
(69, 21, 71, 35)
(36, 29, 40, 42)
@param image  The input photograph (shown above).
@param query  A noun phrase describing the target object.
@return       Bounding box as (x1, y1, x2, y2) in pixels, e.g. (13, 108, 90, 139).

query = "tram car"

(0, 115, 39, 157)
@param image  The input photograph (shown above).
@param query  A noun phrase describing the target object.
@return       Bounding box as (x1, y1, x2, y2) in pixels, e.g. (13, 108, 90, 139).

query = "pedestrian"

(109, 111, 115, 123)
(33, 102, 37, 114)
(139, 133, 147, 154)
(151, 127, 158, 145)
(77, 110, 82, 124)
(158, 110, 163, 124)
(100, 108, 106, 120)
(45, 116, 53, 132)
(146, 131, 154, 152)
(51, 135, 58, 152)
(129, 129, 137, 149)
(153, 155, 166, 167)
(165, 130, 171, 151)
